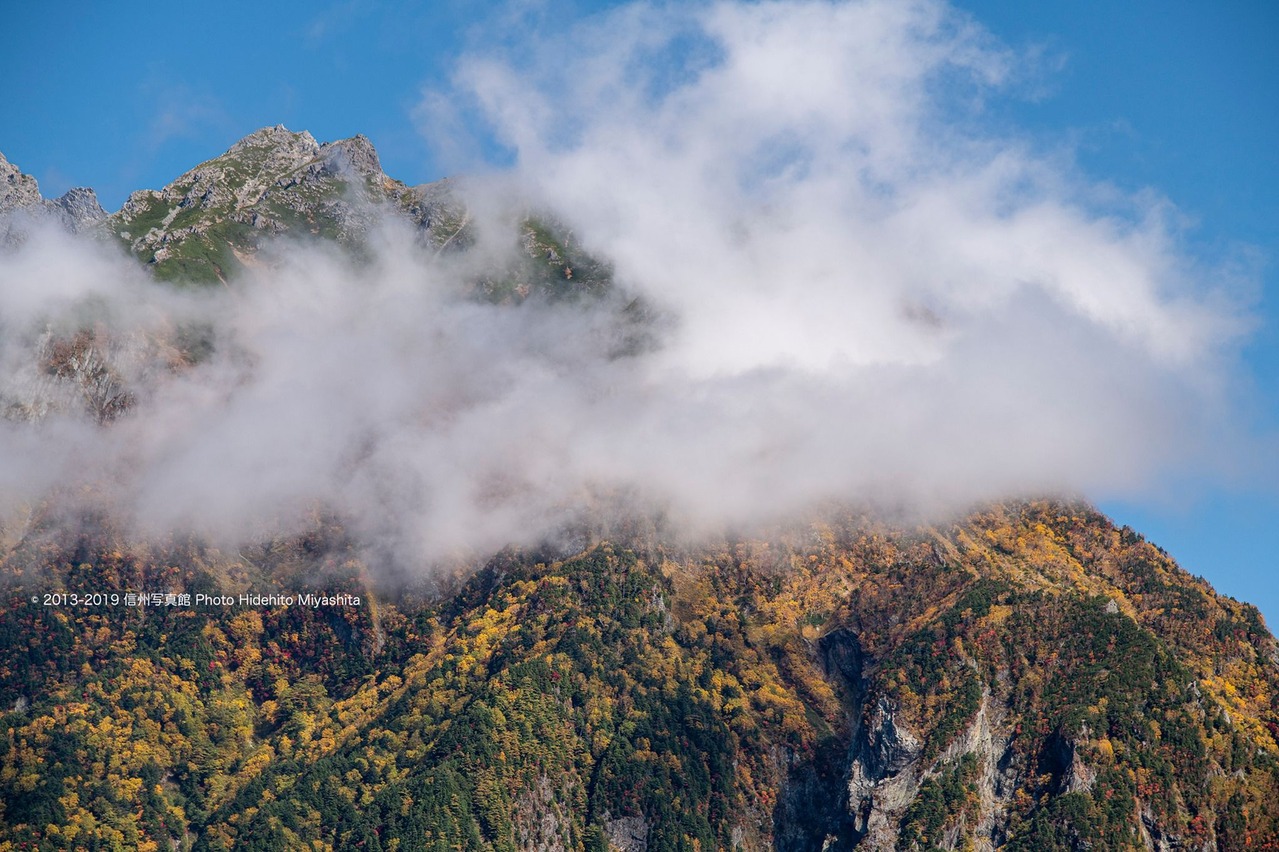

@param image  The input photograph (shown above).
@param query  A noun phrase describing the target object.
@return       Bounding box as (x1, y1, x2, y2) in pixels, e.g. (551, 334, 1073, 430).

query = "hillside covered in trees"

(3, 501, 1279, 850)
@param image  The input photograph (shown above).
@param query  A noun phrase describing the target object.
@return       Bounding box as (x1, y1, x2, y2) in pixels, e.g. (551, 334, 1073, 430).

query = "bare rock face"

(0, 326, 180, 425)
(49, 186, 107, 230)
(316, 134, 383, 180)
(846, 695, 924, 847)
(604, 815, 648, 852)
(512, 773, 576, 852)
(0, 152, 43, 212)
(227, 124, 323, 172)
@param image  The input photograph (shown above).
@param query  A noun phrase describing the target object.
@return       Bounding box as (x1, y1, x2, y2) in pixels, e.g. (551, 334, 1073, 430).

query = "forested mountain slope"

(2, 502, 1278, 850)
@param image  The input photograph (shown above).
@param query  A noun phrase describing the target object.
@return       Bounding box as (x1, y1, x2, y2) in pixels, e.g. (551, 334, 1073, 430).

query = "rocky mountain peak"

(316, 134, 383, 181)
(104, 126, 461, 284)
(50, 186, 106, 230)
(226, 124, 321, 161)
(0, 151, 45, 213)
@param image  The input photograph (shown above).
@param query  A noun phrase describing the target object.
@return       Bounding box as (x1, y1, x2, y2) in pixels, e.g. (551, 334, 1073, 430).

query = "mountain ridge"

(2, 127, 466, 284)
(3, 126, 613, 303)
(106, 125, 460, 284)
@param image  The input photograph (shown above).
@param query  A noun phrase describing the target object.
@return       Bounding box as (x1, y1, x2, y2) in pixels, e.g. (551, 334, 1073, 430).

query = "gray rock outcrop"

(0, 152, 43, 212)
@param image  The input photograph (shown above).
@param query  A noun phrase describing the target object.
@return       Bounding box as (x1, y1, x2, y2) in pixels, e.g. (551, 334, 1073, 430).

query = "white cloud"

(0, 0, 1255, 571)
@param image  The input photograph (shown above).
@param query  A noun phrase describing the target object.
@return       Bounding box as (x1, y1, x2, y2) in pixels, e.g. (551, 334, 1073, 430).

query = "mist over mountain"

(1, 118, 1275, 851)
(0, 103, 1248, 573)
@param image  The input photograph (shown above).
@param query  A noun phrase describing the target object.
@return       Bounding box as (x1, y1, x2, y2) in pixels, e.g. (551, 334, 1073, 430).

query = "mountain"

(1, 130, 1278, 850)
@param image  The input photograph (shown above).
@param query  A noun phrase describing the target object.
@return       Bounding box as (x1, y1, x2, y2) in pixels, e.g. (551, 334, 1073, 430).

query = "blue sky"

(3, 0, 1277, 622)
(957, 0, 1279, 625)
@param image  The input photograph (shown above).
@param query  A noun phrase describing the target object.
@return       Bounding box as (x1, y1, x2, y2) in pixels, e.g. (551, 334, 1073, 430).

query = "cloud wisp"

(0, 0, 1255, 572)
